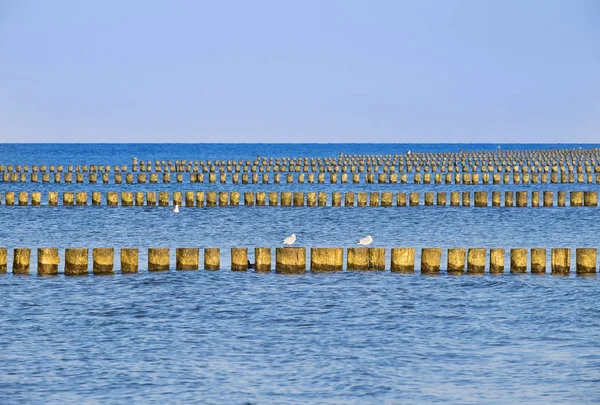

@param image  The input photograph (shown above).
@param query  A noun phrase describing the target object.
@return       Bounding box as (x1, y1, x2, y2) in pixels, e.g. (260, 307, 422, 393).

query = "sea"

(0, 143, 599, 404)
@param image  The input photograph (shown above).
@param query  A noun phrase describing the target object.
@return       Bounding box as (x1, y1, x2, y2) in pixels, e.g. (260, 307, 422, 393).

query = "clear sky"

(0, 0, 598, 143)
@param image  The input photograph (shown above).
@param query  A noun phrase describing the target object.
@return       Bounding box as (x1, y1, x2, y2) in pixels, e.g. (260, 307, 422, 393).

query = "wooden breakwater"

(3, 147, 600, 180)
(3, 170, 600, 185)
(0, 190, 598, 207)
(0, 247, 596, 275)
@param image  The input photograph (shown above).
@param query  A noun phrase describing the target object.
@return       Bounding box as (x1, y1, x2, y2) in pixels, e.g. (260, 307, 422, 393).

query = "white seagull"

(282, 234, 296, 246)
(357, 235, 373, 246)
(172, 204, 180, 213)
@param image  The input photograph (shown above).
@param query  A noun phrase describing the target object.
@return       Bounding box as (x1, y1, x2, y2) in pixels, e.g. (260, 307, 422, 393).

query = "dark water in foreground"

(0, 144, 599, 404)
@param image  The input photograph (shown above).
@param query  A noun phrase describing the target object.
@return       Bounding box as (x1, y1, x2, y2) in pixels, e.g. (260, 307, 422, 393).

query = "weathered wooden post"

(276, 247, 306, 273)
(543, 191, 553, 207)
(551, 248, 570, 275)
(462, 191, 470, 207)
(120, 248, 139, 273)
(18, 192, 28, 206)
(584, 191, 598, 207)
(390, 248, 414, 273)
(474, 192, 487, 207)
(204, 248, 220, 270)
(0, 248, 6, 273)
(447, 248, 466, 273)
(421, 248, 442, 274)
(93, 248, 114, 274)
(467, 248, 486, 274)
(489, 248, 504, 274)
(510, 248, 527, 273)
(491, 191, 501, 207)
(231, 248, 248, 271)
(530, 248, 546, 274)
(516, 191, 527, 207)
(368, 248, 385, 270)
(347, 248, 368, 270)
(65, 248, 89, 276)
(148, 248, 170, 271)
(13, 248, 31, 274)
(504, 191, 514, 207)
(37, 248, 59, 275)
(576, 248, 596, 275)
(450, 192, 460, 206)
(310, 248, 343, 272)
(570, 191, 583, 206)
(255, 248, 271, 272)
(409, 192, 419, 206)
(175, 248, 199, 270)
(357, 192, 367, 207)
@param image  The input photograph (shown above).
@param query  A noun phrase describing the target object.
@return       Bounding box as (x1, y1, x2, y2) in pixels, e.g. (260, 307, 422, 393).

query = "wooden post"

(0, 248, 6, 273)
(255, 248, 271, 272)
(489, 248, 504, 274)
(35, 247, 59, 276)
(276, 247, 306, 273)
(576, 248, 596, 274)
(12, 248, 31, 274)
(467, 248, 486, 273)
(231, 248, 248, 271)
(551, 248, 570, 275)
(530, 248, 546, 274)
(447, 248, 466, 273)
(390, 248, 414, 273)
(510, 248, 527, 273)
(176, 248, 199, 270)
(148, 248, 169, 271)
(421, 248, 442, 274)
(65, 248, 88, 276)
(310, 248, 343, 272)
(204, 248, 220, 270)
(120, 248, 138, 273)
(93, 248, 114, 274)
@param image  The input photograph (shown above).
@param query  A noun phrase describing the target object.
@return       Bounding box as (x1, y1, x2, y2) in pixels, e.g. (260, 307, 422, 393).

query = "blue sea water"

(0, 144, 599, 404)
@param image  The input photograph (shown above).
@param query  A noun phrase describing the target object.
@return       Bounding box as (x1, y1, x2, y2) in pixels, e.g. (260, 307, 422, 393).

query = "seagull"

(247, 260, 255, 270)
(357, 235, 373, 246)
(282, 234, 296, 246)
(172, 204, 179, 213)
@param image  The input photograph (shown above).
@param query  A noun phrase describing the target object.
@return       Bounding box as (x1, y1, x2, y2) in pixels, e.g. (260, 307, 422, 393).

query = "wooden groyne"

(3, 148, 600, 184)
(2, 170, 600, 185)
(0, 247, 596, 275)
(1, 190, 598, 207)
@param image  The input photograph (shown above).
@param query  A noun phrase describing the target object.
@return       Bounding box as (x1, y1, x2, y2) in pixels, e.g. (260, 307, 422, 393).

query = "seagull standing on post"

(172, 204, 179, 213)
(282, 234, 296, 246)
(357, 235, 373, 246)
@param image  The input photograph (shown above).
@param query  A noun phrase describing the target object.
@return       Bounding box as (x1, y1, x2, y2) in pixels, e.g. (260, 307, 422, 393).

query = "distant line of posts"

(0, 190, 598, 207)
(4, 171, 600, 184)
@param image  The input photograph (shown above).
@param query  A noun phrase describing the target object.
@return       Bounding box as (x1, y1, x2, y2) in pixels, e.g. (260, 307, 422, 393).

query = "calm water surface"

(0, 144, 598, 404)
(2, 272, 599, 404)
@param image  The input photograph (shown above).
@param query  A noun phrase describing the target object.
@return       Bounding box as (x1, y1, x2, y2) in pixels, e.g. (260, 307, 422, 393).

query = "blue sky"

(0, 0, 598, 143)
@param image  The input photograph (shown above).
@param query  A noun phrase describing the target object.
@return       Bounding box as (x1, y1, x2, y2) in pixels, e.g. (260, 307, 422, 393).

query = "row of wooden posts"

(5, 156, 600, 175)
(132, 164, 600, 174)
(128, 150, 600, 168)
(0, 247, 596, 275)
(125, 152, 600, 171)
(123, 162, 600, 174)
(3, 148, 599, 174)
(3, 171, 600, 185)
(2, 190, 599, 207)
